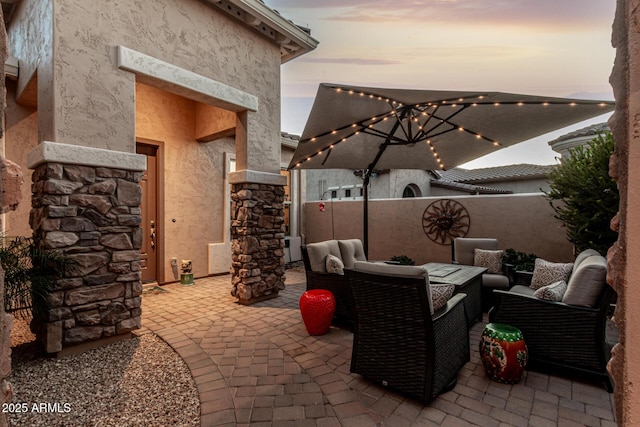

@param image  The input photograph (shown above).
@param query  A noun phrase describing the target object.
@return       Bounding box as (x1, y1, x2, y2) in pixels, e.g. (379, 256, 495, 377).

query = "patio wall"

(303, 193, 574, 264)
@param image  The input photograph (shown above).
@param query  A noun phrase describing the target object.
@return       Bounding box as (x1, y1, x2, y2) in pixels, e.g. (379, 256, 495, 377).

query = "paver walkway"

(140, 268, 617, 426)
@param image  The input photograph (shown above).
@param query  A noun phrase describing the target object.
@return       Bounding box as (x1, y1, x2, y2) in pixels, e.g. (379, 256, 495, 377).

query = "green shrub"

(390, 255, 415, 265)
(1, 236, 76, 320)
(544, 131, 619, 256)
(503, 248, 538, 272)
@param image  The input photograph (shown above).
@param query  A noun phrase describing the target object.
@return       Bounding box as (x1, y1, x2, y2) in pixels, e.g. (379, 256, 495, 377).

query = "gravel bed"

(8, 318, 200, 427)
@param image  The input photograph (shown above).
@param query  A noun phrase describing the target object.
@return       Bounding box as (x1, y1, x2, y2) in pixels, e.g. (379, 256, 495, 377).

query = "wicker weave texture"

(347, 269, 469, 403)
(490, 286, 615, 391)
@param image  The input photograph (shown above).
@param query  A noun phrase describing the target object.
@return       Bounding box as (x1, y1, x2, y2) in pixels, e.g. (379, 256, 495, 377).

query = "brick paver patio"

(139, 267, 616, 426)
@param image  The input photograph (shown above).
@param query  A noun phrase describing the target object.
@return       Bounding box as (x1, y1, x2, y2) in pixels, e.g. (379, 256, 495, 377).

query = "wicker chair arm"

(432, 293, 466, 322)
(490, 289, 600, 321)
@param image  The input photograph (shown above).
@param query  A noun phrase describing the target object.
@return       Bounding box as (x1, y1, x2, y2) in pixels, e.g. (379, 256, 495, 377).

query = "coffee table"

(424, 263, 486, 326)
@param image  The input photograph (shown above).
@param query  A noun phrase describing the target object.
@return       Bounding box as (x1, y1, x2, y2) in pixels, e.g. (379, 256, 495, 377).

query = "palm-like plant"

(1, 236, 76, 320)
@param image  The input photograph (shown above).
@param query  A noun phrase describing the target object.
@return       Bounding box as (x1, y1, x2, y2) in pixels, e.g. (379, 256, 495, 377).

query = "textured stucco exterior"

(135, 82, 235, 282)
(7, 0, 283, 173)
(303, 194, 574, 265)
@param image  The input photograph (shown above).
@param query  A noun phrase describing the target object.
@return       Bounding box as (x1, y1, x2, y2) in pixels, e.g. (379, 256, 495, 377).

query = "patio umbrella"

(288, 83, 615, 255)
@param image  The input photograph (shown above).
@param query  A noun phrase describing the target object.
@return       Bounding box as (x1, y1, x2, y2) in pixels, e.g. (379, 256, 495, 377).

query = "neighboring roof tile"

(430, 180, 512, 194)
(548, 122, 610, 145)
(438, 164, 555, 184)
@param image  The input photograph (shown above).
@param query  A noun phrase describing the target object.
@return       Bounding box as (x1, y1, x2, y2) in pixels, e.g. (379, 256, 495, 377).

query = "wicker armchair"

(489, 254, 616, 392)
(346, 265, 470, 404)
(452, 237, 513, 312)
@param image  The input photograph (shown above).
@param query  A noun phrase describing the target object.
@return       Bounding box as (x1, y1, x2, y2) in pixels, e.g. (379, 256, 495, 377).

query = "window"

(402, 184, 421, 198)
(344, 189, 351, 198)
(331, 190, 337, 199)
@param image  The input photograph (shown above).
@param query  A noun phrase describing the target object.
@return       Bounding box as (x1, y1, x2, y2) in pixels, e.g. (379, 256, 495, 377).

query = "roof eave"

(206, 0, 318, 63)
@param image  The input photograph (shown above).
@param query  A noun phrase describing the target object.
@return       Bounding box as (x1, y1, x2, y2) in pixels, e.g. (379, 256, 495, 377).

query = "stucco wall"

(6, 0, 53, 137)
(135, 82, 234, 282)
(2, 81, 37, 237)
(8, 0, 282, 173)
(303, 194, 574, 264)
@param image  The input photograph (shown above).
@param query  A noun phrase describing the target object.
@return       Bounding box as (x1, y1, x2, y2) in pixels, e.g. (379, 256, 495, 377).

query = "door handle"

(150, 220, 156, 250)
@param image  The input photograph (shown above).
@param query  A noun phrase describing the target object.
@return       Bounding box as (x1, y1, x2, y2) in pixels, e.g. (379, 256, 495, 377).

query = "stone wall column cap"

(27, 141, 147, 171)
(229, 169, 287, 186)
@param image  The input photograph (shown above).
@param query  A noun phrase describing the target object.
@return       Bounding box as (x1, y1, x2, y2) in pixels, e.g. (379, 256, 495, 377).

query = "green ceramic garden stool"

(480, 323, 528, 384)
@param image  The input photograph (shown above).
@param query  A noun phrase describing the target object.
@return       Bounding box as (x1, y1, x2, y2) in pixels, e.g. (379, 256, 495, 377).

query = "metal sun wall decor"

(422, 199, 470, 245)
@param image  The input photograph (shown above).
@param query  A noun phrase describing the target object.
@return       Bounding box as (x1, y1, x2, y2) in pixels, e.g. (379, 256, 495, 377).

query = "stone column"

(229, 170, 286, 305)
(27, 142, 146, 354)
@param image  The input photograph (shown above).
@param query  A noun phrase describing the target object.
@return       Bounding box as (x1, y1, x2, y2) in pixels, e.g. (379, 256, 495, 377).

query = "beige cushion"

(509, 285, 536, 297)
(482, 273, 510, 289)
(562, 255, 607, 307)
(353, 261, 435, 313)
(474, 249, 504, 274)
(431, 284, 455, 312)
(533, 280, 568, 302)
(338, 239, 367, 269)
(454, 238, 499, 266)
(530, 258, 573, 290)
(306, 240, 341, 273)
(325, 254, 344, 275)
(574, 249, 601, 269)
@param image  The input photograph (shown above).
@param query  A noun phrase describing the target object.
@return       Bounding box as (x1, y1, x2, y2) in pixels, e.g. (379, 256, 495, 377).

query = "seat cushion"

(562, 255, 607, 307)
(474, 249, 504, 274)
(306, 240, 341, 273)
(482, 273, 510, 289)
(509, 285, 536, 297)
(338, 239, 367, 269)
(530, 258, 573, 290)
(454, 238, 499, 266)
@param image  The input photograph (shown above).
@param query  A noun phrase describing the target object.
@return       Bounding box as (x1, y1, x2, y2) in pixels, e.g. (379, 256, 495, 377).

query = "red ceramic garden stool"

(479, 322, 528, 384)
(299, 289, 336, 335)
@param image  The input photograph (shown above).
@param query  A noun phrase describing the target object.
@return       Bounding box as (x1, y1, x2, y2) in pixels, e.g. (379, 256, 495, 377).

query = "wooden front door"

(137, 143, 159, 283)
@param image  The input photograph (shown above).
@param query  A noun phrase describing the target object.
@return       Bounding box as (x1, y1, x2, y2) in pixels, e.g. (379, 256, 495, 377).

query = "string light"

(291, 86, 615, 170)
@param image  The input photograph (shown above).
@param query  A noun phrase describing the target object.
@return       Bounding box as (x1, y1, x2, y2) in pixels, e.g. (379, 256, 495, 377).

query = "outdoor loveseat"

(301, 239, 367, 327)
(489, 249, 616, 391)
(346, 261, 470, 404)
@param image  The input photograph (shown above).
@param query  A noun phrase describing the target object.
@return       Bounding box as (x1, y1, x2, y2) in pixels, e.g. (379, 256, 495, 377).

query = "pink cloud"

(267, 0, 613, 29)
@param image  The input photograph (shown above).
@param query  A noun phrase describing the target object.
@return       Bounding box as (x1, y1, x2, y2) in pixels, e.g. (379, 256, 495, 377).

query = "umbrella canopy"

(288, 83, 614, 171)
(288, 83, 615, 255)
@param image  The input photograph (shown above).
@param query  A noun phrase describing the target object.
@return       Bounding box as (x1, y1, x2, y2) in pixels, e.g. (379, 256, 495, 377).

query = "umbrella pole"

(363, 173, 370, 258)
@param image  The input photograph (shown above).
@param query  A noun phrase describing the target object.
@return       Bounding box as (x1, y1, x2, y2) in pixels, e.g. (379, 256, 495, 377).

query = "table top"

(423, 262, 487, 286)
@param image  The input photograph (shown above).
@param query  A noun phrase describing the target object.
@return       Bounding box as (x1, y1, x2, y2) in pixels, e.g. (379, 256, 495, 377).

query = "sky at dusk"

(266, 0, 616, 168)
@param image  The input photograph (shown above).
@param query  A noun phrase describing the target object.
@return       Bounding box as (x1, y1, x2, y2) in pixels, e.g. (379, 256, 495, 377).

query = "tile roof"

(437, 163, 555, 184)
(548, 122, 610, 145)
(430, 179, 512, 194)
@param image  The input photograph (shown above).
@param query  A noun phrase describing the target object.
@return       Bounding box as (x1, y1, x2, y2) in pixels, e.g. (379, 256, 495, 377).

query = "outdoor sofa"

(301, 239, 367, 328)
(346, 261, 469, 404)
(489, 249, 616, 391)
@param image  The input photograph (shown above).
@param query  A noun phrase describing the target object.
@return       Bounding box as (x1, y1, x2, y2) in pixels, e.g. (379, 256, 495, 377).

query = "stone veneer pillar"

(229, 171, 286, 305)
(27, 142, 146, 353)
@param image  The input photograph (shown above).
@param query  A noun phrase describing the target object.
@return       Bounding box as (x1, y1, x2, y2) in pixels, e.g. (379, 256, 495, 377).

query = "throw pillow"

(530, 258, 573, 290)
(430, 284, 455, 312)
(533, 280, 568, 302)
(474, 249, 504, 274)
(325, 254, 344, 275)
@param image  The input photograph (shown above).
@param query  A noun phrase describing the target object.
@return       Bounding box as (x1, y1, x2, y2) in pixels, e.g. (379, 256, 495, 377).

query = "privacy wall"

(303, 194, 574, 264)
